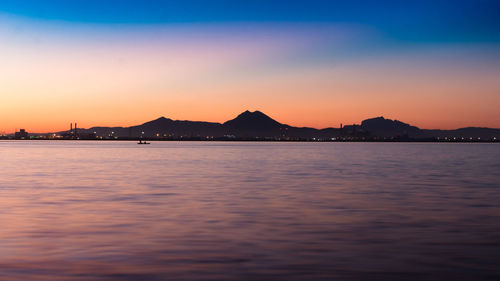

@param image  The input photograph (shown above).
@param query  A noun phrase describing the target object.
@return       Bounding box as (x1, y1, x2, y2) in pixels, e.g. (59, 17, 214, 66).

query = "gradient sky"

(1, 0, 500, 133)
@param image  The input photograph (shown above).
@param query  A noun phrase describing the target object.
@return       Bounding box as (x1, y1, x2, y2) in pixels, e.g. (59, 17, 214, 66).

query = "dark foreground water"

(0, 141, 499, 281)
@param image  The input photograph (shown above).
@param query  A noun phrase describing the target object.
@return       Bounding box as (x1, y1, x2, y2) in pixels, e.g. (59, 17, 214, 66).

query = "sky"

(1, 0, 500, 133)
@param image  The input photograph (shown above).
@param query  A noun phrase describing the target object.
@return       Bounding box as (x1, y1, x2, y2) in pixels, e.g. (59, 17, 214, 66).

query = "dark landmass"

(5, 110, 499, 141)
(56, 110, 347, 141)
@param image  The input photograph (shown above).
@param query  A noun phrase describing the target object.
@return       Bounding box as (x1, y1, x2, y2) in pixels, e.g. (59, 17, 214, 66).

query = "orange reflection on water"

(0, 141, 499, 280)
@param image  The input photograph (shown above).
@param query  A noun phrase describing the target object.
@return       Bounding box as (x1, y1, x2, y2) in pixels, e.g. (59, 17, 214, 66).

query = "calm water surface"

(0, 141, 499, 281)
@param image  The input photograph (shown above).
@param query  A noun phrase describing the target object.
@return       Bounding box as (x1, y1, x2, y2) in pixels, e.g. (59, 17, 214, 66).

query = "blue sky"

(0, 0, 499, 43)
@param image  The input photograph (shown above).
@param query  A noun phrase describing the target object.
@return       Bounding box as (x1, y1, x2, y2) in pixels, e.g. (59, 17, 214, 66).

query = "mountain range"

(64, 110, 500, 141)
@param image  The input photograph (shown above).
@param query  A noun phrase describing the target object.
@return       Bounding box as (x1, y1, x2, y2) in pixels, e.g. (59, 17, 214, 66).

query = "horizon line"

(4, 110, 500, 135)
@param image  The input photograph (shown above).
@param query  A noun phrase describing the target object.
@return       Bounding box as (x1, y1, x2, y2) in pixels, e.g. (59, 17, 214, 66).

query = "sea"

(0, 141, 499, 281)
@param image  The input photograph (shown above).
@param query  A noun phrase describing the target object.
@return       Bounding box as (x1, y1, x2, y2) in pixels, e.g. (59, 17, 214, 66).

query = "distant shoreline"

(6, 111, 500, 142)
(1, 138, 498, 143)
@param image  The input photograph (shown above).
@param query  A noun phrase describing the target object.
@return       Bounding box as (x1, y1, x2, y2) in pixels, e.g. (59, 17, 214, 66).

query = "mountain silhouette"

(58, 110, 500, 140)
(221, 110, 288, 137)
(224, 110, 282, 131)
(361, 117, 420, 137)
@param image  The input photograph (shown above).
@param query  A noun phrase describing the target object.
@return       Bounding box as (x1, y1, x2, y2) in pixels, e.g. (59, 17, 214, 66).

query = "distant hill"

(58, 110, 500, 140)
(80, 116, 223, 139)
(224, 110, 282, 130)
(361, 117, 420, 138)
(358, 117, 500, 140)
(223, 110, 287, 138)
(420, 127, 500, 140)
(70, 110, 341, 140)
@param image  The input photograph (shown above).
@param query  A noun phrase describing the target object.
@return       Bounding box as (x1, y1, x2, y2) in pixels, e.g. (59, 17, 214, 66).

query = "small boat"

(138, 140, 150, 145)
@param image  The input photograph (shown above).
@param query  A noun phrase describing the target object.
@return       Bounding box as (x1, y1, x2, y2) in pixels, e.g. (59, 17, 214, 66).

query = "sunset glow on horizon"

(1, 0, 500, 133)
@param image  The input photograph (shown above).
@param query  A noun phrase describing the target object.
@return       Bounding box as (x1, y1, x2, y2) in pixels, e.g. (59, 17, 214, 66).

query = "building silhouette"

(15, 129, 29, 139)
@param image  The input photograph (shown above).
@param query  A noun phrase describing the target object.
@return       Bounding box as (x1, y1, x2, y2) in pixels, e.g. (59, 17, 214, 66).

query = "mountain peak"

(238, 110, 266, 117)
(361, 116, 420, 137)
(142, 116, 173, 126)
(362, 116, 415, 128)
(224, 110, 282, 130)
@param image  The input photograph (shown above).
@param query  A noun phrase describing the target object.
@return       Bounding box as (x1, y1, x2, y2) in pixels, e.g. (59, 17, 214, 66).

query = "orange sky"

(0, 17, 499, 133)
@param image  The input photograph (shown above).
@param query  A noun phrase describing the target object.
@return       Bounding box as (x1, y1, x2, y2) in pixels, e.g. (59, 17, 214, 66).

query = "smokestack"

(75, 123, 77, 135)
(70, 123, 73, 133)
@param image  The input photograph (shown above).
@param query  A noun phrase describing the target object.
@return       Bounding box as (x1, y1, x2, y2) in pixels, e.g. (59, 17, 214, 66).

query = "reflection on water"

(0, 141, 499, 280)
